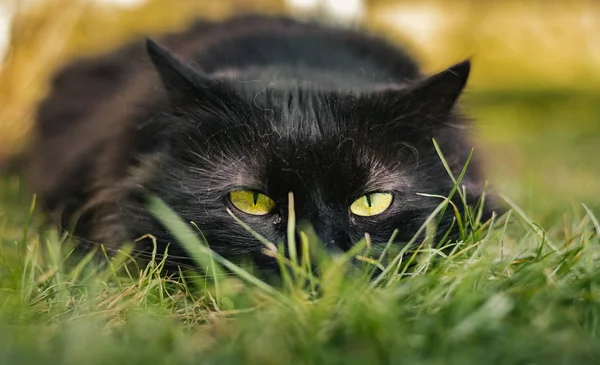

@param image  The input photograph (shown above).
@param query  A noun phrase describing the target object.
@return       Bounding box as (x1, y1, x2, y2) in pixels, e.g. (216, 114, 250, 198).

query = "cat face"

(122, 40, 487, 269)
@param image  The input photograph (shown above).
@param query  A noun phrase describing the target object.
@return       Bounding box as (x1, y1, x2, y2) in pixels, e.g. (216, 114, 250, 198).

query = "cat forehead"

(184, 83, 416, 162)
(177, 85, 419, 195)
(234, 85, 381, 136)
(205, 124, 416, 194)
(215, 151, 411, 195)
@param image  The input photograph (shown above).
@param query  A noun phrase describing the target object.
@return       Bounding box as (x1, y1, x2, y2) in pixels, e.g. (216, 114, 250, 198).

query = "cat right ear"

(146, 38, 215, 104)
(366, 60, 471, 138)
(404, 60, 471, 120)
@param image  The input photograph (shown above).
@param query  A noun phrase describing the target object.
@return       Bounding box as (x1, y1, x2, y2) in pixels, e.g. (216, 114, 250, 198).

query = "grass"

(2, 130, 600, 364)
(2, 2, 600, 363)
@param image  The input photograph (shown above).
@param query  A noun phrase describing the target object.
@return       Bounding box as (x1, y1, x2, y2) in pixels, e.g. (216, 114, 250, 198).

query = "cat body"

(29, 15, 492, 271)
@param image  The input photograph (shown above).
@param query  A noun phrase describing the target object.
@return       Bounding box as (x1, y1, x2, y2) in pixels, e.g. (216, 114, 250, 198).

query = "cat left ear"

(146, 38, 214, 103)
(404, 60, 471, 120)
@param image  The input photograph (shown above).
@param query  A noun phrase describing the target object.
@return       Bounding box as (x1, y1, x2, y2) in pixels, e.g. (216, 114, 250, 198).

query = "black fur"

(28, 15, 495, 272)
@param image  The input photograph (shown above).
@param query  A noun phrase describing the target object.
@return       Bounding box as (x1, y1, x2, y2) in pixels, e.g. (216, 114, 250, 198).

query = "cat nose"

(325, 239, 344, 255)
(311, 222, 349, 253)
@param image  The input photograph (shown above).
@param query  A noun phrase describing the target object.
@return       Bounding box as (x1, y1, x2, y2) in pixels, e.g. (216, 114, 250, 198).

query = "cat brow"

(363, 164, 412, 193)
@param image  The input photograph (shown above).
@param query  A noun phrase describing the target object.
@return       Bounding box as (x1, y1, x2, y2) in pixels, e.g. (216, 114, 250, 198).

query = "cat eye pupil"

(365, 194, 372, 207)
(252, 192, 259, 205)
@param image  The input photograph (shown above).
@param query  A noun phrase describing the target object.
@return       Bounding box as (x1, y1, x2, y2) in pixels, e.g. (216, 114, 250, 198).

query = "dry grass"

(0, 0, 285, 159)
(368, 0, 600, 90)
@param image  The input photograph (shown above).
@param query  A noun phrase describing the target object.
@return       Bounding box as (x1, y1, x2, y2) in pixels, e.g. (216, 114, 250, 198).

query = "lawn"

(2, 1, 600, 362)
(1, 91, 600, 364)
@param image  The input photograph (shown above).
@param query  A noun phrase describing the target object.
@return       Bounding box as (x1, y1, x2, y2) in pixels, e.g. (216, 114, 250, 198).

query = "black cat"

(28, 15, 495, 272)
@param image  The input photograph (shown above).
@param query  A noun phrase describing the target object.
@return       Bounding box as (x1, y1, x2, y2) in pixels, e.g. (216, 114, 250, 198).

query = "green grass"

(2, 93, 600, 365)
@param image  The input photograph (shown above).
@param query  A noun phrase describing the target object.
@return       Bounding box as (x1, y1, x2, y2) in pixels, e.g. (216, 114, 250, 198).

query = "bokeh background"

(0, 0, 599, 221)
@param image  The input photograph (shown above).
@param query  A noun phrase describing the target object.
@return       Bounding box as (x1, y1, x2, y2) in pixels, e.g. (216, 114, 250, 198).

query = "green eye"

(229, 190, 276, 215)
(350, 193, 393, 217)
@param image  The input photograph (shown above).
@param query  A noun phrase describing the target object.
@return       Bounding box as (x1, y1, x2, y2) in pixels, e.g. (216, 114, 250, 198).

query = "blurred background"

(0, 0, 599, 221)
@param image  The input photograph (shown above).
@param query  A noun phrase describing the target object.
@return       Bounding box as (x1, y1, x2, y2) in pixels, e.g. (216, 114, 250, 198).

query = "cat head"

(119, 39, 491, 270)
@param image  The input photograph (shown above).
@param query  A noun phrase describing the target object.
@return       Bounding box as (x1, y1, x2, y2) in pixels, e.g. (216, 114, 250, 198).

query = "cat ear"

(403, 60, 470, 120)
(363, 60, 471, 137)
(145, 38, 215, 103)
